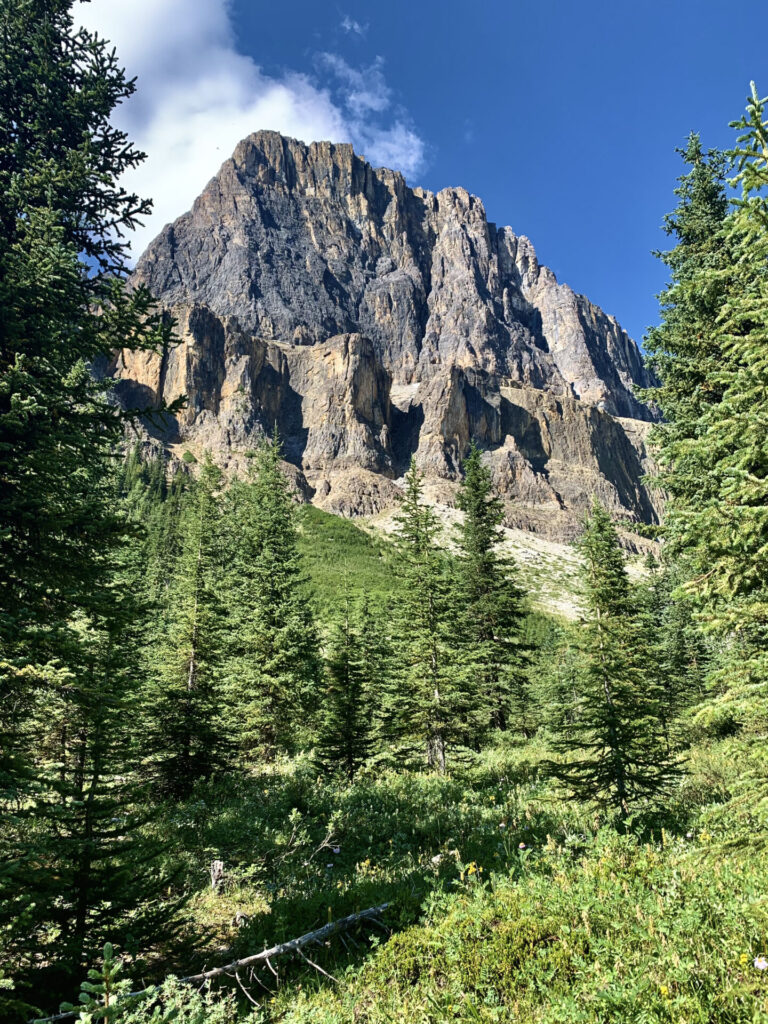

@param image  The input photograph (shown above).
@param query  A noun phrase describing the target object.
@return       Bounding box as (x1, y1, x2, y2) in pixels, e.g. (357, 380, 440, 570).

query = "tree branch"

(30, 903, 389, 1024)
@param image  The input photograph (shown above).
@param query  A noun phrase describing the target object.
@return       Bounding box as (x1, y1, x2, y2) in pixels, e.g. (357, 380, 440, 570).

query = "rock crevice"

(116, 131, 660, 538)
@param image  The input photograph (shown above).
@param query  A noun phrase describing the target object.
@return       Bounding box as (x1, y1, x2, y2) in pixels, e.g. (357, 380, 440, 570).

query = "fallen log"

(30, 902, 389, 1024)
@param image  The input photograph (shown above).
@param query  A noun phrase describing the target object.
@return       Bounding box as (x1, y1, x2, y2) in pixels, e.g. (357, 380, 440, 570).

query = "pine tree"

(548, 501, 675, 820)
(315, 592, 373, 781)
(636, 555, 705, 746)
(645, 86, 768, 712)
(454, 442, 528, 739)
(385, 460, 456, 771)
(224, 436, 319, 760)
(143, 457, 230, 798)
(0, 3, 179, 1011)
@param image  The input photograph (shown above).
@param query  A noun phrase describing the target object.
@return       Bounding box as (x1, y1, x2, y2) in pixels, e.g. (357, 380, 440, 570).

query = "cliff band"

(113, 131, 660, 538)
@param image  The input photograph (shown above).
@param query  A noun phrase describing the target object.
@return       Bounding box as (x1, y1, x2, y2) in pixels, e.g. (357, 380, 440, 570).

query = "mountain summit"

(114, 131, 659, 538)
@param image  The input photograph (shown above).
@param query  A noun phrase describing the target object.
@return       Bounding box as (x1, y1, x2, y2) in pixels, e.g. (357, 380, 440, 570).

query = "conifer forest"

(2, 4, 768, 1023)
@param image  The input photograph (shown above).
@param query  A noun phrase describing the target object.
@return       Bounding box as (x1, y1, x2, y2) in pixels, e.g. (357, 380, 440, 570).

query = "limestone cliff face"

(116, 131, 660, 538)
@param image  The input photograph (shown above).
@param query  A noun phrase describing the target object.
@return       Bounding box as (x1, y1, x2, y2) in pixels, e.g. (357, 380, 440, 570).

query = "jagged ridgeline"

(113, 132, 659, 539)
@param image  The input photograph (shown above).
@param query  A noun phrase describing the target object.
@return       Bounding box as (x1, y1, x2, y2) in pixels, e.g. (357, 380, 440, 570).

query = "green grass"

(297, 505, 402, 617)
(105, 720, 768, 1024)
(279, 822, 768, 1023)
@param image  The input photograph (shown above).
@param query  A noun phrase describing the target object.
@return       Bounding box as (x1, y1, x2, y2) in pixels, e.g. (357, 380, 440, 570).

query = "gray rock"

(116, 131, 661, 539)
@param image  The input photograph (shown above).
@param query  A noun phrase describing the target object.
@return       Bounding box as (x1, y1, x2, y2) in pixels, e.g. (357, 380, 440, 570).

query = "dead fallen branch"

(179, 902, 389, 985)
(30, 903, 389, 1024)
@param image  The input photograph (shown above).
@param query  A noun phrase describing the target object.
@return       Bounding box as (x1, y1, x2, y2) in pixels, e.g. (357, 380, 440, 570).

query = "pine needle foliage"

(645, 84, 768, 715)
(454, 443, 529, 739)
(143, 458, 231, 798)
(315, 591, 374, 781)
(548, 501, 676, 819)
(224, 436, 319, 760)
(0, 2, 181, 1011)
(384, 461, 457, 772)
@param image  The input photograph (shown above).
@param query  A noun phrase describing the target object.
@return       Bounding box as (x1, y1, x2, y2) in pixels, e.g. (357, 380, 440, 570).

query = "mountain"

(113, 131, 660, 540)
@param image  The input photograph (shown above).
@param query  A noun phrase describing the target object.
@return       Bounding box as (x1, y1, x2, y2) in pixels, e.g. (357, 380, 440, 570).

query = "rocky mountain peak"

(117, 132, 660, 540)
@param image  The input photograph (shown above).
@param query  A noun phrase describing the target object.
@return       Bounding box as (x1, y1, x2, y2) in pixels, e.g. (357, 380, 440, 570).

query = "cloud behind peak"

(76, 0, 426, 258)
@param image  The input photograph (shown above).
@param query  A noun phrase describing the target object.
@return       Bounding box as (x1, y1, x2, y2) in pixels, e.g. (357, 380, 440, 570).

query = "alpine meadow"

(2, 3, 768, 1023)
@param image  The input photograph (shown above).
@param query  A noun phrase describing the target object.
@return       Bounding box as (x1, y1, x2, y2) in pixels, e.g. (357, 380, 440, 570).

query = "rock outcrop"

(114, 131, 661, 538)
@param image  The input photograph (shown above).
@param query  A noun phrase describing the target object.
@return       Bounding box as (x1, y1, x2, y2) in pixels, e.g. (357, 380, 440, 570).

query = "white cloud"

(318, 54, 391, 116)
(75, 0, 425, 259)
(341, 16, 368, 37)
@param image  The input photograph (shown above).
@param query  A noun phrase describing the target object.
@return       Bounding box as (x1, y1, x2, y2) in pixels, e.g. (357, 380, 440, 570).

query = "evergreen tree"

(0, 3, 179, 1011)
(1, 490, 182, 1015)
(224, 437, 319, 760)
(548, 501, 675, 819)
(454, 442, 528, 738)
(0, 0, 175, 799)
(358, 595, 394, 740)
(517, 611, 562, 737)
(143, 458, 229, 798)
(315, 593, 373, 781)
(636, 555, 706, 746)
(645, 85, 768, 711)
(385, 460, 455, 771)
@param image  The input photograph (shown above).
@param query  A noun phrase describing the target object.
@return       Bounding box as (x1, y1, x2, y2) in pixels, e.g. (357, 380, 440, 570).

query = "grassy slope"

(122, 510, 767, 1023)
(297, 505, 403, 618)
(145, 729, 768, 1024)
(298, 503, 590, 623)
(277, 732, 768, 1024)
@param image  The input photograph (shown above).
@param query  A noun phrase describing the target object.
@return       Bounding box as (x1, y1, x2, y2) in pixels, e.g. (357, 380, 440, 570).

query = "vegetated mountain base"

(130, 730, 767, 1024)
(113, 131, 662, 541)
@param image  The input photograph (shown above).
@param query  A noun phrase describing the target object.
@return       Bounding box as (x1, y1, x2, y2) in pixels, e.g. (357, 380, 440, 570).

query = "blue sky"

(82, 0, 767, 345)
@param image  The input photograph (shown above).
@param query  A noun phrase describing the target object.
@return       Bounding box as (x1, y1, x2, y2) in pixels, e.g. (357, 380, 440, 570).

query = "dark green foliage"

(454, 443, 529, 738)
(7, 14, 767, 1021)
(0, 486, 182, 1015)
(0, 1, 175, 789)
(636, 555, 706, 744)
(223, 437, 319, 760)
(57, 942, 138, 1022)
(0, 3, 179, 1013)
(644, 88, 768, 714)
(143, 458, 231, 797)
(383, 461, 457, 771)
(643, 133, 730, 439)
(315, 594, 374, 781)
(60, 944, 238, 1024)
(548, 502, 675, 818)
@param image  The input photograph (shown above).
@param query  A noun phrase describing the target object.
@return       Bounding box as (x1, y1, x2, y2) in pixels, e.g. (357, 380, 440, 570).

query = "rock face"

(115, 131, 660, 538)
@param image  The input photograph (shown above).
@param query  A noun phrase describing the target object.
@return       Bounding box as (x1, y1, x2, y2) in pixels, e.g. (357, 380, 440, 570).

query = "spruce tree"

(1, 489, 182, 1016)
(315, 593, 373, 781)
(0, 0, 175, 801)
(385, 460, 455, 771)
(645, 86, 768, 710)
(224, 437, 319, 760)
(358, 596, 393, 739)
(454, 442, 528, 739)
(0, 3, 178, 1012)
(143, 457, 229, 798)
(636, 555, 705, 746)
(548, 501, 675, 819)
